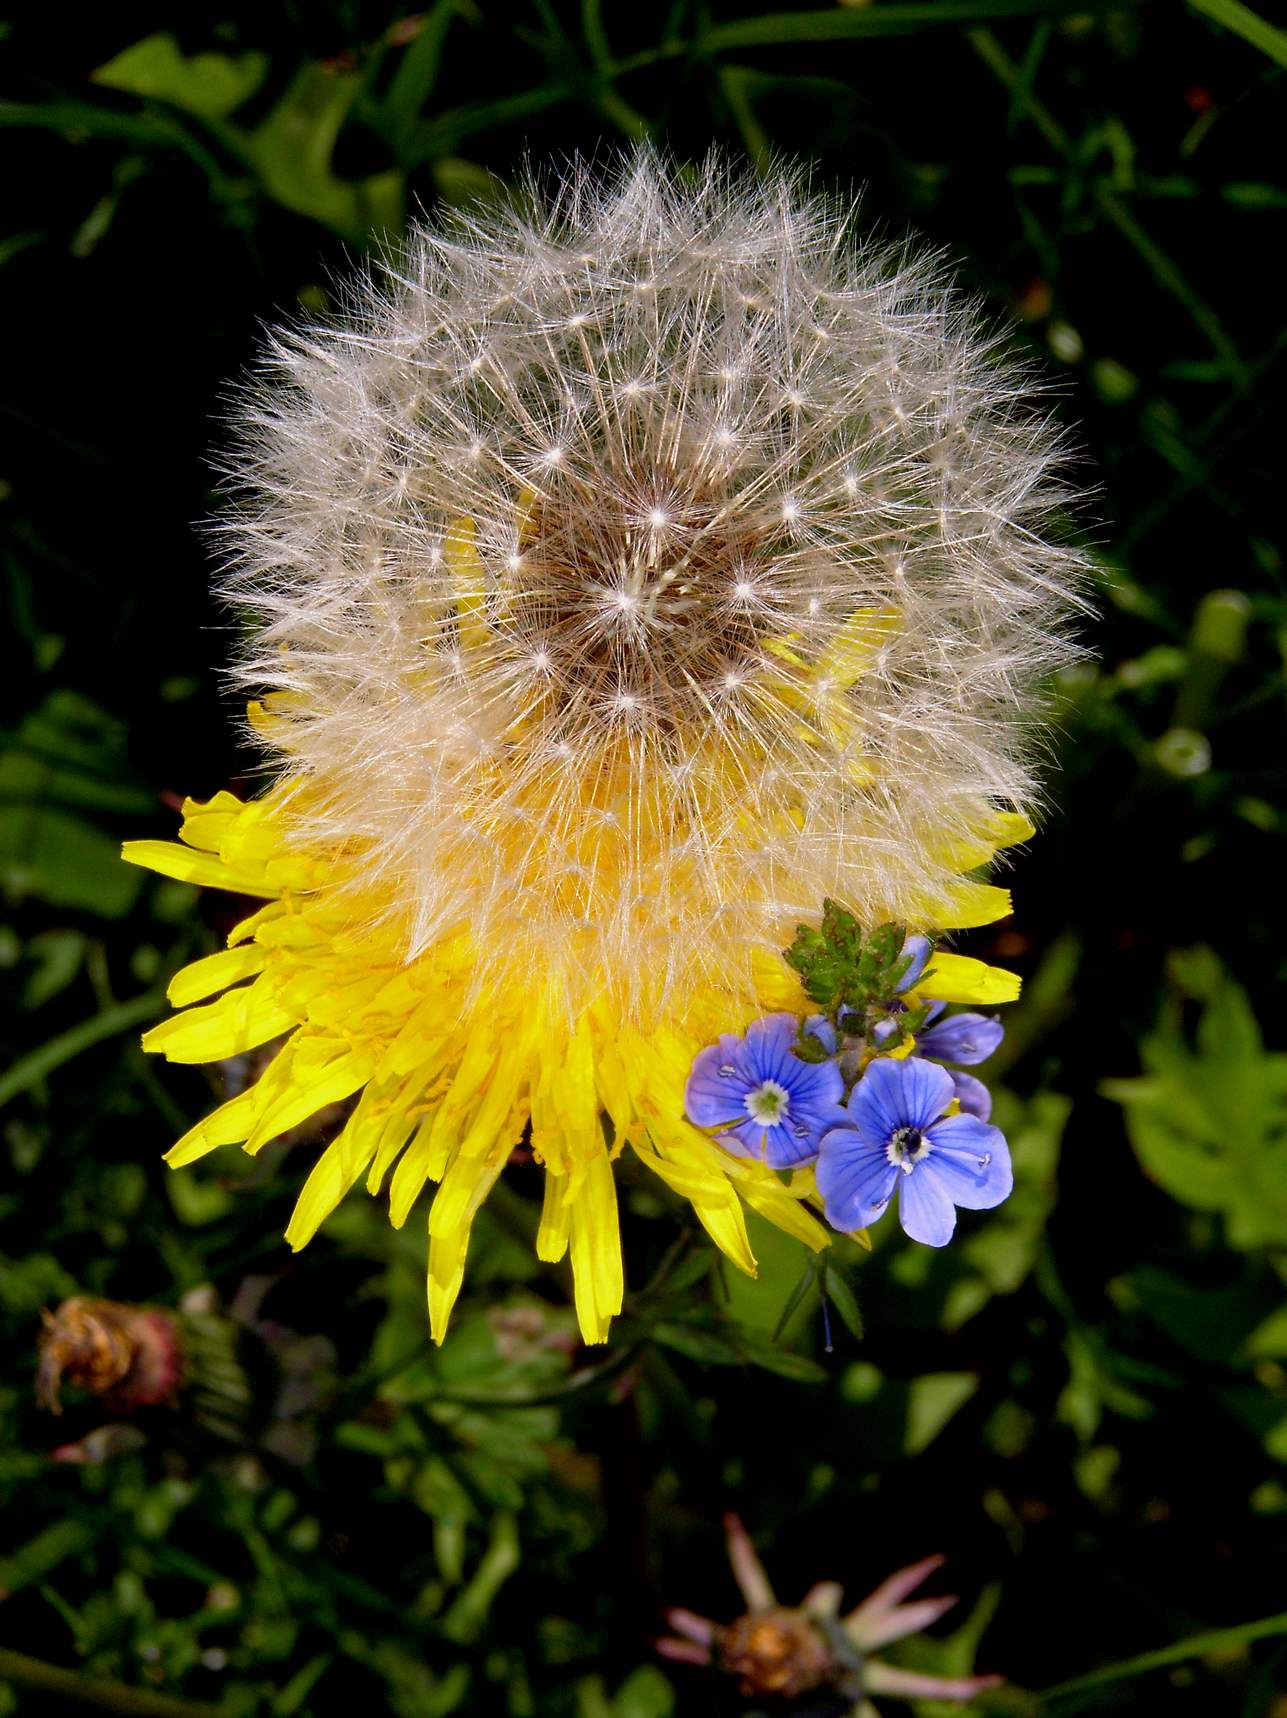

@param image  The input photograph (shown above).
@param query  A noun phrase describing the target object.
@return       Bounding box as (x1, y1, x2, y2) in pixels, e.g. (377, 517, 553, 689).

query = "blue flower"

(815, 1057, 1012, 1246)
(896, 933, 933, 992)
(686, 1013, 846, 1168)
(803, 1013, 842, 1054)
(915, 1005, 1004, 1120)
(914, 1003, 1003, 1127)
(916, 1008, 1004, 1066)
(872, 1002, 1005, 1119)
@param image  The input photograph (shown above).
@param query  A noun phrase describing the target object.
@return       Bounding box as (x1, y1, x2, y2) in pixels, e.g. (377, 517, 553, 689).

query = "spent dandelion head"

(127, 151, 1089, 1343)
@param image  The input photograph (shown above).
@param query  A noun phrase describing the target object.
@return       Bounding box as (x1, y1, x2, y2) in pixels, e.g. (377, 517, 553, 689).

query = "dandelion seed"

(125, 151, 1086, 1343)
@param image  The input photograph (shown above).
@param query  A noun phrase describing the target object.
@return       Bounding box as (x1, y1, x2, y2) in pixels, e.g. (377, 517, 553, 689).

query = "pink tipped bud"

(723, 1512, 777, 1612)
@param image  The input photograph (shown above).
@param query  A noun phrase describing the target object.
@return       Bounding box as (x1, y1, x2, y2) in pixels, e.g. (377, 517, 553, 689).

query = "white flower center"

(744, 1079, 790, 1126)
(886, 1124, 931, 1175)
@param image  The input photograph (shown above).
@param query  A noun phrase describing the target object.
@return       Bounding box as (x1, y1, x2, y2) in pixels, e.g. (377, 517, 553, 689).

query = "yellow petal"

(121, 839, 273, 897)
(917, 953, 1021, 1006)
(536, 1171, 572, 1264)
(167, 944, 267, 1008)
(364, 1089, 425, 1195)
(245, 1046, 373, 1154)
(445, 515, 489, 655)
(426, 1142, 511, 1342)
(165, 1088, 262, 1168)
(176, 791, 248, 852)
(286, 1100, 385, 1249)
(936, 880, 1013, 930)
(633, 1127, 757, 1277)
(567, 1147, 624, 1344)
(142, 980, 299, 1063)
(735, 1167, 831, 1252)
(813, 607, 900, 688)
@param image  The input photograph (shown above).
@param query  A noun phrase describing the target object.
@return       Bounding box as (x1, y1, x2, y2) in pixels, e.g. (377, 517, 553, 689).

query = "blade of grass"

(0, 990, 162, 1111)
(1189, 0, 1287, 67)
(382, 0, 460, 156)
(0, 98, 238, 197)
(404, 81, 571, 162)
(718, 65, 774, 174)
(1005, 20, 1055, 136)
(1097, 186, 1248, 388)
(970, 27, 1249, 390)
(580, 0, 652, 136)
(1039, 1611, 1287, 1706)
(703, 0, 1140, 51)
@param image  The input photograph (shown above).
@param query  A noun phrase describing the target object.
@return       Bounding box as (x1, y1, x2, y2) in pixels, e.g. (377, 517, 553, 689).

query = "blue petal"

(760, 1120, 826, 1170)
(897, 1165, 957, 1246)
(948, 1070, 992, 1121)
(815, 1126, 899, 1231)
(785, 1054, 845, 1115)
(916, 1012, 1004, 1067)
(922, 1115, 1013, 1210)
(847, 1056, 955, 1139)
(895, 934, 933, 993)
(684, 1036, 753, 1130)
(870, 1013, 899, 1048)
(720, 1117, 825, 1166)
(719, 1118, 774, 1160)
(804, 1015, 838, 1055)
(741, 1012, 804, 1083)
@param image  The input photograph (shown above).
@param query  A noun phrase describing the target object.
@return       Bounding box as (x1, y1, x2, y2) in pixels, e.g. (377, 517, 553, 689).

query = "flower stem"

(0, 1649, 226, 1718)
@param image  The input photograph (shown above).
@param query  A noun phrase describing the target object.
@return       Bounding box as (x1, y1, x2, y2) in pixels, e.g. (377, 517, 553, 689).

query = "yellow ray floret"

(124, 789, 1021, 1344)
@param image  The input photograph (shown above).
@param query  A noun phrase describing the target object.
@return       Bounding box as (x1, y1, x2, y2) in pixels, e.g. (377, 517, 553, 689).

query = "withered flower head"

(37, 1297, 184, 1415)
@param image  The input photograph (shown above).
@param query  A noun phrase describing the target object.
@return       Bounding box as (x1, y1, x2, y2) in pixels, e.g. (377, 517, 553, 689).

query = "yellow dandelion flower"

(126, 154, 1086, 1344)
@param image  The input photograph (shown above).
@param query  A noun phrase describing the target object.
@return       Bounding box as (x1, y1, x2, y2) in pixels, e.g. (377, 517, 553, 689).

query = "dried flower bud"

(37, 1297, 183, 1414)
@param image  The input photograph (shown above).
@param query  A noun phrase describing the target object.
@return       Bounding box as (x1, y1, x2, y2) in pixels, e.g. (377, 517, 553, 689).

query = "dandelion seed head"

(214, 151, 1088, 1019)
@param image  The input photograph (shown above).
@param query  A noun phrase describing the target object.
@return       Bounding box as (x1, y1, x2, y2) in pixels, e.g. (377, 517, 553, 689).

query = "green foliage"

(92, 35, 270, 121)
(3, 2, 1286, 1715)
(784, 904, 931, 1060)
(785, 904, 915, 1017)
(1103, 950, 1287, 1250)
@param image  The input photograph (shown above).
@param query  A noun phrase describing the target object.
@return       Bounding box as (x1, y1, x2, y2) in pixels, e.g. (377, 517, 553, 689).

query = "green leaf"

(612, 1665, 675, 1718)
(0, 1520, 96, 1596)
(651, 1320, 742, 1365)
(1242, 1304, 1287, 1362)
(822, 1263, 864, 1341)
(440, 1512, 520, 1643)
(0, 692, 153, 914)
(1108, 1099, 1236, 1212)
(1103, 951, 1287, 1248)
(247, 65, 403, 240)
(905, 1371, 979, 1455)
(735, 1331, 828, 1382)
(272, 1653, 332, 1715)
(92, 33, 269, 119)
(0, 804, 142, 915)
(19, 929, 87, 1010)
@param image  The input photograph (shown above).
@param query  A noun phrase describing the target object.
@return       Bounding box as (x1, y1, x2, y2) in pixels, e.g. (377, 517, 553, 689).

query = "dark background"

(2, 4, 1285, 1716)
